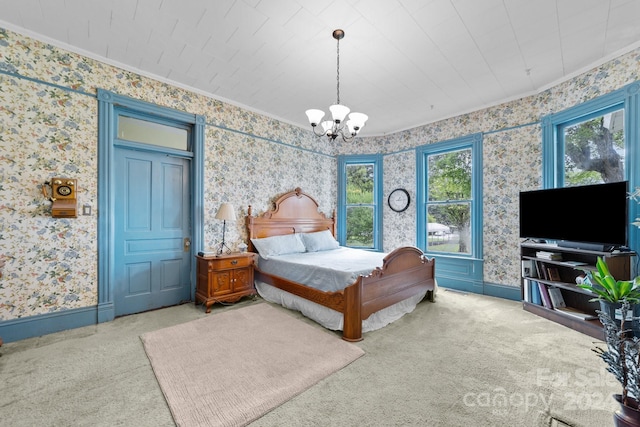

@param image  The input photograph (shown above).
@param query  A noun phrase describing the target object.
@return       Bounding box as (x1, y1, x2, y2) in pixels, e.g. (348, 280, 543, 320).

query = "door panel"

(114, 147, 191, 316)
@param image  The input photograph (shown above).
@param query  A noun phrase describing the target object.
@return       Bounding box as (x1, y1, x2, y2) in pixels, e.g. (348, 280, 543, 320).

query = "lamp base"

(216, 241, 232, 256)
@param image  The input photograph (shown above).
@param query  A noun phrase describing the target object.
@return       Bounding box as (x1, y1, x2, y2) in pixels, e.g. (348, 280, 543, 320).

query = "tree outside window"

(562, 108, 625, 186)
(427, 149, 472, 254)
(345, 163, 375, 248)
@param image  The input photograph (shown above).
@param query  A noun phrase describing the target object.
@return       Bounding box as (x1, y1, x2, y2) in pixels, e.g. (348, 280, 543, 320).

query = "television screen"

(519, 181, 628, 249)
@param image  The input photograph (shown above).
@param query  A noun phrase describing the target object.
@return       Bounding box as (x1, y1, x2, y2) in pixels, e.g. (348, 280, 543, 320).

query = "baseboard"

(438, 277, 520, 301)
(0, 305, 97, 343)
(482, 282, 521, 301)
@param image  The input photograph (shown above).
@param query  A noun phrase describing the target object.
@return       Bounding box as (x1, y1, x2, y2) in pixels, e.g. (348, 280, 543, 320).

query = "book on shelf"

(547, 287, 566, 308)
(536, 251, 563, 261)
(538, 282, 553, 308)
(521, 260, 536, 278)
(523, 279, 530, 302)
(554, 306, 598, 321)
(530, 280, 542, 305)
(534, 261, 548, 280)
(563, 260, 588, 267)
(547, 267, 561, 282)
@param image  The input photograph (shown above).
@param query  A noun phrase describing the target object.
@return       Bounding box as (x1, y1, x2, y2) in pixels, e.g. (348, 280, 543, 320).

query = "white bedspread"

(257, 247, 387, 292)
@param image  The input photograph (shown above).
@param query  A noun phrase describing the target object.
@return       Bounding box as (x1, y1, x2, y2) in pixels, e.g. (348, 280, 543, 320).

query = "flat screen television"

(519, 181, 628, 251)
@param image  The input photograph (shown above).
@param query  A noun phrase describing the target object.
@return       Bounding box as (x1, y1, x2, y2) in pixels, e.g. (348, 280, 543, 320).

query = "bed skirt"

(255, 280, 431, 333)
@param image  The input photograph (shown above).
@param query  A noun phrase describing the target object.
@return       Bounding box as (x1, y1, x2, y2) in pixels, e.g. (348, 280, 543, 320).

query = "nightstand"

(195, 252, 257, 313)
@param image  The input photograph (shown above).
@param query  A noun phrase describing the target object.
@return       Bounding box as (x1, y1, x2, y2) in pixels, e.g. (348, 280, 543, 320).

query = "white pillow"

(299, 230, 340, 252)
(251, 234, 306, 258)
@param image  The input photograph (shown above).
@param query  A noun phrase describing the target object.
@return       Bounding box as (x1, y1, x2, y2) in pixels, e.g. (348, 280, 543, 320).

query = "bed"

(245, 187, 436, 341)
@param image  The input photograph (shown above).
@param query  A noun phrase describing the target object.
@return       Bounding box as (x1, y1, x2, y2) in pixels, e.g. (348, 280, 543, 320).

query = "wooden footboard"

(342, 246, 435, 341)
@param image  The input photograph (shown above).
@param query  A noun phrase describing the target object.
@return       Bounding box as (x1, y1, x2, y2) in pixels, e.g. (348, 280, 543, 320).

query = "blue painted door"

(113, 147, 191, 316)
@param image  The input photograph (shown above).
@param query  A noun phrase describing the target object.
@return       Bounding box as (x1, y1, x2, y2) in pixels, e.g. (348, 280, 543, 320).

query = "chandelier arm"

(312, 125, 328, 137)
(340, 131, 356, 143)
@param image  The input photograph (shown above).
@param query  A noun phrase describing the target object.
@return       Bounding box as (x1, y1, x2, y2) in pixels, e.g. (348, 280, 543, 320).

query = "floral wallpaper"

(0, 27, 334, 321)
(0, 25, 639, 325)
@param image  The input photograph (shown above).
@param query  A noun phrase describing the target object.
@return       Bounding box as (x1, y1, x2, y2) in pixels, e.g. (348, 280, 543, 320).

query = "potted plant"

(596, 302, 640, 426)
(582, 185, 640, 425)
(577, 257, 640, 336)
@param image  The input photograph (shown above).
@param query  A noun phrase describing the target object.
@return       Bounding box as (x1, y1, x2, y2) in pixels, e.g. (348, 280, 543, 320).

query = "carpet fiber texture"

(140, 303, 364, 427)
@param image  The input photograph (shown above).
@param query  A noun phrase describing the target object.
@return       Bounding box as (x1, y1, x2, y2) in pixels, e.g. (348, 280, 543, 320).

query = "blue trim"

(431, 255, 483, 293)
(626, 83, 640, 257)
(337, 154, 383, 250)
(210, 122, 334, 159)
(0, 306, 97, 343)
(483, 282, 522, 301)
(97, 90, 115, 322)
(192, 115, 205, 301)
(483, 120, 540, 135)
(0, 69, 94, 98)
(113, 139, 195, 157)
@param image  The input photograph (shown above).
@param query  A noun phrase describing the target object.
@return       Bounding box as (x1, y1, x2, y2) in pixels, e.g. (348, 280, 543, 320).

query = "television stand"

(520, 242, 634, 340)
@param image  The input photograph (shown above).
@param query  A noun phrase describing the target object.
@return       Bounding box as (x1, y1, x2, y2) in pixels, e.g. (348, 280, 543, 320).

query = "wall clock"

(388, 188, 410, 212)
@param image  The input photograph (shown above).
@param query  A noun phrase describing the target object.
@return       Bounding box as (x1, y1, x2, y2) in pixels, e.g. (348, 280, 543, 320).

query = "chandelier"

(305, 29, 368, 142)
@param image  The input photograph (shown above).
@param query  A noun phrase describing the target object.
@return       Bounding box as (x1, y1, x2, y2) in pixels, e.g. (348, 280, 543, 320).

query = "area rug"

(140, 303, 364, 427)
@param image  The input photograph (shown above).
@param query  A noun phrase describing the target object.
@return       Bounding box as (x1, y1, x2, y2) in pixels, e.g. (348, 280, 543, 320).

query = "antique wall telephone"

(42, 178, 78, 218)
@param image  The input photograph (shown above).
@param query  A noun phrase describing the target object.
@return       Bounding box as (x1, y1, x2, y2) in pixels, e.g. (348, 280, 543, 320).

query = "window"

(558, 106, 625, 186)
(337, 155, 382, 250)
(542, 83, 639, 189)
(416, 134, 482, 257)
(117, 113, 190, 151)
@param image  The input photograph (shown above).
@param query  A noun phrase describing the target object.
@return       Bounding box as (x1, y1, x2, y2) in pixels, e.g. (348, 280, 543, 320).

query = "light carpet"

(140, 302, 364, 427)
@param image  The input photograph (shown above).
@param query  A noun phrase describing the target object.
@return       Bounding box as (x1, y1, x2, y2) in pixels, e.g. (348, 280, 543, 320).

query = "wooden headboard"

(246, 187, 336, 251)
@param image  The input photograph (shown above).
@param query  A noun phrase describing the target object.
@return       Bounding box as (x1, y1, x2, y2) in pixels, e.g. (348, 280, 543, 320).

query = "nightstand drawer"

(208, 255, 253, 270)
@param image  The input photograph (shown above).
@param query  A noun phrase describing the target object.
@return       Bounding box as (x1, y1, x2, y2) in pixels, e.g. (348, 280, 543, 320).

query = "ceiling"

(1, 0, 640, 137)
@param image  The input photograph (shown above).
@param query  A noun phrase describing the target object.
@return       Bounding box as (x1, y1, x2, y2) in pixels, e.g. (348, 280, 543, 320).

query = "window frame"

(416, 133, 483, 259)
(337, 154, 383, 251)
(543, 97, 627, 189)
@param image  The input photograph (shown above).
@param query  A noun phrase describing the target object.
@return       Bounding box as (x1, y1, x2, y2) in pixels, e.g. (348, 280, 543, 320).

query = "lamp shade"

(348, 112, 368, 129)
(329, 104, 350, 122)
(215, 203, 236, 221)
(305, 109, 325, 126)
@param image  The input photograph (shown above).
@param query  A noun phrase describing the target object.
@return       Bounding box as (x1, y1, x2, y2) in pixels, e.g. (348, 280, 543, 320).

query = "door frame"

(97, 89, 205, 323)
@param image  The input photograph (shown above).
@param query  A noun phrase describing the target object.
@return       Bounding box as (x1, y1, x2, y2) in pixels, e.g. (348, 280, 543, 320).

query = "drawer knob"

(231, 259, 238, 265)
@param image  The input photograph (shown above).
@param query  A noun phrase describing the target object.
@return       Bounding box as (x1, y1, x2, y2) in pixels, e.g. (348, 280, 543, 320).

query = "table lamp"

(215, 202, 236, 255)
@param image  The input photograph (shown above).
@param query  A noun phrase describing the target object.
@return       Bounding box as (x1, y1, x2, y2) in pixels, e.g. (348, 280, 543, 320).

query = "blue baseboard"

(0, 306, 98, 343)
(482, 282, 521, 301)
(438, 277, 521, 301)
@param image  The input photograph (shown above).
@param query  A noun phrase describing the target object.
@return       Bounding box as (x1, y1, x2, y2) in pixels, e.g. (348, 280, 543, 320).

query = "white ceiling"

(1, 0, 640, 137)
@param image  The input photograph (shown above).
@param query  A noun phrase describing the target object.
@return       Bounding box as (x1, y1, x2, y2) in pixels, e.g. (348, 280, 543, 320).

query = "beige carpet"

(140, 303, 364, 427)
